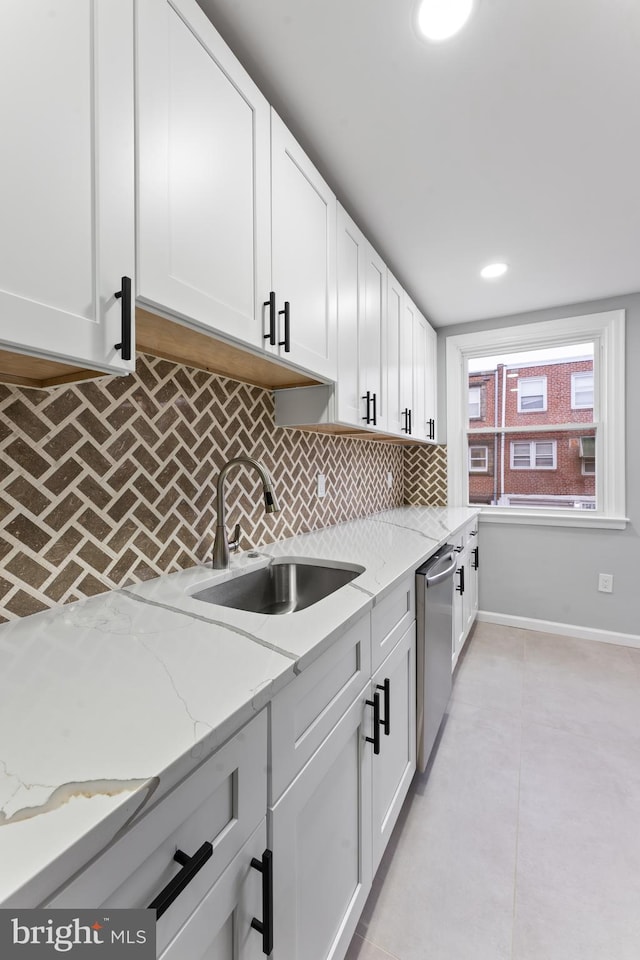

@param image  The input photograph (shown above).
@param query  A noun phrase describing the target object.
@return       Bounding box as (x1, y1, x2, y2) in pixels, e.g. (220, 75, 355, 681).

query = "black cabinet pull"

(456, 566, 465, 595)
(472, 546, 479, 570)
(362, 391, 372, 424)
(377, 678, 390, 736)
(251, 849, 274, 956)
(402, 408, 411, 434)
(428, 418, 435, 440)
(408, 409, 412, 435)
(263, 291, 276, 345)
(278, 301, 290, 352)
(366, 690, 381, 755)
(147, 841, 213, 919)
(114, 276, 132, 361)
(371, 392, 377, 426)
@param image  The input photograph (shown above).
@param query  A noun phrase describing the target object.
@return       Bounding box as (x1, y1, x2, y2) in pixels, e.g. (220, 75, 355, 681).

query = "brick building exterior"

(468, 358, 595, 507)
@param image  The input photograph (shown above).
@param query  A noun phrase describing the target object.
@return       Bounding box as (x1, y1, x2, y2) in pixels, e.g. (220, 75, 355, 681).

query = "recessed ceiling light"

(480, 262, 508, 280)
(416, 0, 475, 41)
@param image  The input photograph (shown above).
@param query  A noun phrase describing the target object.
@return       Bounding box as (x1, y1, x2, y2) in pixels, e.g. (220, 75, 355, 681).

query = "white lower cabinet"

(270, 691, 373, 960)
(269, 596, 417, 960)
(161, 820, 268, 960)
(46, 711, 268, 957)
(371, 625, 416, 873)
(452, 521, 479, 667)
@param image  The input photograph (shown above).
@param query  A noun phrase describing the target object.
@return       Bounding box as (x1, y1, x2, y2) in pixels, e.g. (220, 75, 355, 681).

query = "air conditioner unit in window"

(579, 436, 595, 458)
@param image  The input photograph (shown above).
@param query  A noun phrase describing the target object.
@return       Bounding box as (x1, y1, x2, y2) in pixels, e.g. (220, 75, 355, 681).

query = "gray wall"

(437, 293, 640, 637)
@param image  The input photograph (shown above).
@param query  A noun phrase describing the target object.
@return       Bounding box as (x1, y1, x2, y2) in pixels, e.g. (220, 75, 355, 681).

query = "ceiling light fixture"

(480, 262, 508, 280)
(416, 0, 475, 41)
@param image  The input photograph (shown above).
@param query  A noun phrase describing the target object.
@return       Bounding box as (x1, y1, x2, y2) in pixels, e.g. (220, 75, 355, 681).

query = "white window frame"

(445, 310, 626, 529)
(468, 386, 481, 419)
(469, 445, 488, 472)
(517, 376, 547, 413)
(571, 371, 594, 409)
(510, 440, 557, 470)
(582, 458, 596, 476)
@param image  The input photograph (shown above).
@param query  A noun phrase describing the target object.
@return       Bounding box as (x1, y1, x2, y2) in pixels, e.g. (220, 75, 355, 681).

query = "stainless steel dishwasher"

(416, 545, 457, 772)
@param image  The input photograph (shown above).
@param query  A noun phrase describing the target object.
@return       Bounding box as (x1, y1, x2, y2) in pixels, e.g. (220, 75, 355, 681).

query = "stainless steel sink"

(190, 559, 364, 615)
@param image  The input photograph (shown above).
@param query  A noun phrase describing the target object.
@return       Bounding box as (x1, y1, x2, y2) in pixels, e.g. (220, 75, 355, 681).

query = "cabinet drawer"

(270, 613, 371, 803)
(371, 575, 414, 672)
(46, 711, 267, 954)
(160, 819, 267, 960)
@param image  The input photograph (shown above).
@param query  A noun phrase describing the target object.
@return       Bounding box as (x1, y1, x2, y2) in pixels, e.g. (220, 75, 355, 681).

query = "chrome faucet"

(212, 456, 280, 569)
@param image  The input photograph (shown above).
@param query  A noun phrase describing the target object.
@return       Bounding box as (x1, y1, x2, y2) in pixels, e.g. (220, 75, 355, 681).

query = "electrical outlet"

(316, 473, 326, 498)
(387, 471, 393, 489)
(598, 573, 613, 593)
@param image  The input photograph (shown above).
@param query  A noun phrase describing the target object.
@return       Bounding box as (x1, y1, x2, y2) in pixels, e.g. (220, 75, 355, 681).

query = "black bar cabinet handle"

(365, 691, 381, 755)
(263, 291, 276, 345)
(147, 841, 213, 919)
(456, 566, 465, 595)
(251, 848, 274, 956)
(377, 679, 390, 736)
(362, 391, 372, 424)
(473, 546, 479, 570)
(371, 392, 377, 426)
(408, 409, 412, 435)
(428, 418, 435, 440)
(278, 301, 290, 352)
(114, 276, 132, 361)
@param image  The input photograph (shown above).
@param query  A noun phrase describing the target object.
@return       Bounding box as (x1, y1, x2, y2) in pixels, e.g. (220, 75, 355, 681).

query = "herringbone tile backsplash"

(404, 444, 448, 505)
(0, 355, 448, 623)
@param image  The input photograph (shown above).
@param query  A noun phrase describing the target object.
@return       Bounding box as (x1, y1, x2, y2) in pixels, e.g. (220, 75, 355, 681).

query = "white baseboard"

(477, 610, 640, 650)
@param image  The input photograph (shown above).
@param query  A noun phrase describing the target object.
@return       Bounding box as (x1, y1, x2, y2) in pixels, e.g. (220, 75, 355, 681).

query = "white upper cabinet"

(400, 297, 438, 442)
(270, 112, 337, 380)
(386, 271, 412, 436)
(336, 207, 366, 424)
(0, 0, 135, 374)
(361, 244, 386, 430)
(136, 0, 270, 350)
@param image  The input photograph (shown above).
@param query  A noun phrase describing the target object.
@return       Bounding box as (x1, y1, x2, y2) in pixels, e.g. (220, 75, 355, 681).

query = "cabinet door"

(271, 111, 337, 380)
(412, 311, 429, 441)
(361, 245, 387, 430)
(371, 624, 416, 873)
(136, 0, 270, 348)
(161, 820, 267, 960)
(336, 206, 366, 426)
(385, 272, 404, 435)
(270, 693, 372, 960)
(424, 317, 438, 441)
(400, 296, 416, 436)
(452, 553, 468, 667)
(0, 0, 134, 374)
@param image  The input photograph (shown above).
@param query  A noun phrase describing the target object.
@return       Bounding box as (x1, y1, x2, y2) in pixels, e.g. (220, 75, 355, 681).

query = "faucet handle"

(229, 523, 241, 553)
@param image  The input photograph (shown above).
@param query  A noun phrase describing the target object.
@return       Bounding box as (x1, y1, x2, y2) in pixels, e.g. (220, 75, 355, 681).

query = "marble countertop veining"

(0, 505, 478, 908)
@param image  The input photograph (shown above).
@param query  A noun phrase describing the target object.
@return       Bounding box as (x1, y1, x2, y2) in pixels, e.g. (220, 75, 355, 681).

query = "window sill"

(475, 508, 629, 530)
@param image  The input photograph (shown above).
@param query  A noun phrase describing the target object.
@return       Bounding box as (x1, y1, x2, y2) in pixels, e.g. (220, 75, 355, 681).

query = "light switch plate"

(317, 473, 326, 498)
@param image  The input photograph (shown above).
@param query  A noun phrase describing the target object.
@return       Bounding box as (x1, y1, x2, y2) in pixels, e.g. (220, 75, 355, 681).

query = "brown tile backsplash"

(0, 354, 451, 624)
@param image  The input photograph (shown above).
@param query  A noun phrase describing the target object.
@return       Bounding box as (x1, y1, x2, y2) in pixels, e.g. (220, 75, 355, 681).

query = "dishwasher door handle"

(425, 555, 457, 588)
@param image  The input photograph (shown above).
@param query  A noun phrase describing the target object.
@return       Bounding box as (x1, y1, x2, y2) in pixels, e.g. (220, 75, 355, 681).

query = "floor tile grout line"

(355, 933, 404, 960)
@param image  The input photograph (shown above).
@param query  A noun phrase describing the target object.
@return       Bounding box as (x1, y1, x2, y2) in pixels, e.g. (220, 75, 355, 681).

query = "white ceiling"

(195, 0, 640, 328)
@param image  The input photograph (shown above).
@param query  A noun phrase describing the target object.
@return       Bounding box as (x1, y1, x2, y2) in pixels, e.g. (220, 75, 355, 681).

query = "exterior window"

(469, 445, 488, 472)
(446, 309, 626, 527)
(511, 440, 557, 469)
(572, 371, 594, 408)
(517, 376, 547, 412)
(468, 386, 481, 419)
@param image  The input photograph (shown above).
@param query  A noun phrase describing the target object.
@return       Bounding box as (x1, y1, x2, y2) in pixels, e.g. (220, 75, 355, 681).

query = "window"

(445, 310, 626, 528)
(469, 445, 488, 472)
(517, 376, 547, 412)
(468, 386, 481, 419)
(510, 440, 556, 470)
(572, 371, 594, 408)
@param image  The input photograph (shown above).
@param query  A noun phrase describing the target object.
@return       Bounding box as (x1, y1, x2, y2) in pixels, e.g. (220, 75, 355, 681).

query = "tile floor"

(346, 622, 640, 960)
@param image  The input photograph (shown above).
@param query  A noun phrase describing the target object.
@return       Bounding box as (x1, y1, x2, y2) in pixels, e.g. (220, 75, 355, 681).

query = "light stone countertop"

(0, 505, 478, 909)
